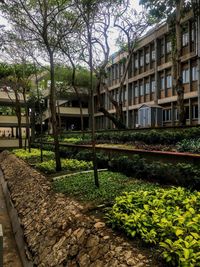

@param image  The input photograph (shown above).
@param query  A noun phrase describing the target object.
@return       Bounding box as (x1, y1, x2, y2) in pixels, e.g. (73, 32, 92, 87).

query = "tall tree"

(1, 0, 78, 171)
(139, 0, 194, 126)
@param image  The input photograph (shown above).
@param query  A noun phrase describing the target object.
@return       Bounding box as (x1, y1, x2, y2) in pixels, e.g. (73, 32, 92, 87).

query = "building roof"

(138, 103, 163, 109)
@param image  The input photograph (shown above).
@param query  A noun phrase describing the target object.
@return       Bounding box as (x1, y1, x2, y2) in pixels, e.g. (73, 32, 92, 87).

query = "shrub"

(94, 127, 200, 145)
(12, 148, 54, 164)
(35, 158, 93, 174)
(107, 187, 200, 266)
(109, 156, 200, 189)
(177, 139, 200, 153)
(63, 137, 83, 144)
(75, 150, 109, 168)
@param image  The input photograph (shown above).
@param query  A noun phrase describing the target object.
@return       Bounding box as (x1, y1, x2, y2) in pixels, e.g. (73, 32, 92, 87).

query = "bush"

(12, 148, 54, 164)
(94, 128, 200, 145)
(75, 150, 109, 168)
(62, 137, 83, 144)
(177, 139, 200, 153)
(35, 158, 93, 174)
(109, 156, 200, 189)
(107, 187, 200, 266)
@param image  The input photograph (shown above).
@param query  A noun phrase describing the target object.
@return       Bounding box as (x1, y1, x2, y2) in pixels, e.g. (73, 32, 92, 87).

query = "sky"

(0, 0, 143, 63)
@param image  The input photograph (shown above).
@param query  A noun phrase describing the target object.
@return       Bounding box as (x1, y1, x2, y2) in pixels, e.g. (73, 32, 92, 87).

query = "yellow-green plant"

(107, 187, 200, 266)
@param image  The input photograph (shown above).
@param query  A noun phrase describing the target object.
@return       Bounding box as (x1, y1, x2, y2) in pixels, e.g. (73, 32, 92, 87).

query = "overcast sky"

(0, 0, 143, 63)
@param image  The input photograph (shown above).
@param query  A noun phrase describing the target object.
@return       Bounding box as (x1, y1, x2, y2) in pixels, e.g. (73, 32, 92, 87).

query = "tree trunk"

(174, 0, 186, 126)
(14, 90, 22, 148)
(87, 24, 99, 188)
(49, 52, 61, 171)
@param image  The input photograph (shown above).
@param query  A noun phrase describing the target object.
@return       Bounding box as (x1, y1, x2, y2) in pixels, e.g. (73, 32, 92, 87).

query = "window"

(163, 109, 171, 121)
(192, 66, 197, 81)
(152, 50, 156, 61)
(115, 64, 119, 79)
(174, 108, 179, 121)
(145, 82, 150, 94)
(161, 40, 164, 56)
(139, 84, 144, 96)
(160, 76, 165, 90)
(140, 54, 144, 67)
(166, 41, 172, 53)
(185, 106, 189, 120)
(145, 53, 150, 64)
(182, 32, 189, 46)
(151, 80, 155, 92)
(191, 27, 195, 42)
(135, 58, 138, 69)
(166, 75, 172, 88)
(192, 105, 198, 119)
(135, 86, 138, 97)
(182, 69, 189, 84)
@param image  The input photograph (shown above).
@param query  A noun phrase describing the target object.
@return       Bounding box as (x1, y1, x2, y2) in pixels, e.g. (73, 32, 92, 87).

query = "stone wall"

(0, 151, 161, 267)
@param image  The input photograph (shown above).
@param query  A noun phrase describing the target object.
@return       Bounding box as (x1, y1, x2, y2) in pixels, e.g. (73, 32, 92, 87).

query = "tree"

(1, 0, 78, 171)
(139, 0, 194, 126)
(97, 5, 148, 129)
(0, 62, 34, 148)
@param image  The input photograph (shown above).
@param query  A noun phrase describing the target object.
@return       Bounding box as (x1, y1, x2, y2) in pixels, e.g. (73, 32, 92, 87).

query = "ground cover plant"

(107, 187, 200, 267)
(12, 148, 54, 164)
(35, 158, 93, 174)
(53, 171, 158, 204)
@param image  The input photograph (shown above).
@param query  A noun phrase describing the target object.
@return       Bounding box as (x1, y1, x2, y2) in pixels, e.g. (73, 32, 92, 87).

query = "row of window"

(163, 105, 198, 121)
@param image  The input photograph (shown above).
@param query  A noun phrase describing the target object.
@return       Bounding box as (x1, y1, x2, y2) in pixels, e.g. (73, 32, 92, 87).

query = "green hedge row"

(95, 128, 200, 145)
(109, 156, 200, 189)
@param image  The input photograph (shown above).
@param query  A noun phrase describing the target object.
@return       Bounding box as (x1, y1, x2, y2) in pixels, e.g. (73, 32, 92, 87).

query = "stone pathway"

(0, 183, 22, 267)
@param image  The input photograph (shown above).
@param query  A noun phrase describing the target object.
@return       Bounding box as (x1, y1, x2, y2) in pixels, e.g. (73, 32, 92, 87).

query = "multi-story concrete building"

(42, 88, 89, 132)
(94, 12, 200, 129)
(0, 88, 29, 148)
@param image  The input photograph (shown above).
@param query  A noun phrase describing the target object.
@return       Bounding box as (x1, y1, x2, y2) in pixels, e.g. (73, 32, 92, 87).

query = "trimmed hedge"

(109, 155, 200, 189)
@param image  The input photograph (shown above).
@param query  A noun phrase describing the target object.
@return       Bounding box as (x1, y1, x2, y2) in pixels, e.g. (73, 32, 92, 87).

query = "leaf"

(175, 229, 184, 236)
(183, 249, 190, 260)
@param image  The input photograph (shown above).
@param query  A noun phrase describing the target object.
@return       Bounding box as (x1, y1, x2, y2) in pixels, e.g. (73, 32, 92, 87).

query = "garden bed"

(0, 151, 163, 267)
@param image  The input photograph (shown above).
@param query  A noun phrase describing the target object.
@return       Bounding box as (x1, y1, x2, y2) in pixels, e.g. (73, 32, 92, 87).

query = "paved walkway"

(0, 183, 22, 267)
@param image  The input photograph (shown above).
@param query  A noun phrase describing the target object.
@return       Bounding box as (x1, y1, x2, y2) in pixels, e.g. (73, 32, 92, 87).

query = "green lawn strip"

(53, 171, 158, 203)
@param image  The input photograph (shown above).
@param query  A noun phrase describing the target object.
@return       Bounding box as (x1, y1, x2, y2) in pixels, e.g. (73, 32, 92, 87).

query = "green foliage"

(35, 158, 93, 174)
(12, 148, 54, 164)
(75, 150, 109, 168)
(53, 171, 158, 203)
(107, 187, 200, 266)
(109, 156, 200, 189)
(177, 139, 200, 154)
(63, 137, 83, 144)
(95, 128, 200, 145)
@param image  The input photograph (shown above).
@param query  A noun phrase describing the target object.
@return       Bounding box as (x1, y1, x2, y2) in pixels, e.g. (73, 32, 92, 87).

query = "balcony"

(0, 91, 27, 104)
(0, 116, 28, 127)
(43, 107, 89, 120)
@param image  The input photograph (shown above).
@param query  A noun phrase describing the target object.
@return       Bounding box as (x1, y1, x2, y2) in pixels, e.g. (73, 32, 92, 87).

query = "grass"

(53, 171, 159, 204)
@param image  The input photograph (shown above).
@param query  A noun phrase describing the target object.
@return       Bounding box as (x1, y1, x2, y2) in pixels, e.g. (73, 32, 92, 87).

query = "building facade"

(94, 12, 200, 129)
